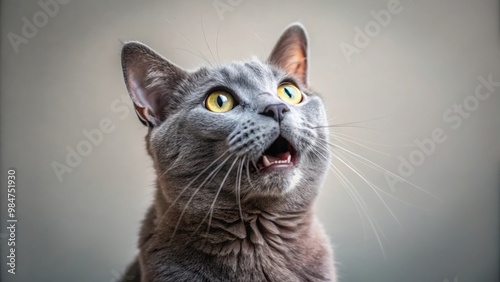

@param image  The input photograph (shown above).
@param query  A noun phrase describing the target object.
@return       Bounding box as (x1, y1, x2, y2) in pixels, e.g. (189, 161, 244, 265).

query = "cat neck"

(152, 190, 315, 257)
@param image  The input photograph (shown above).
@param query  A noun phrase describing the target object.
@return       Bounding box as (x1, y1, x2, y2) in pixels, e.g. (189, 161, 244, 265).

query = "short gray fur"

(120, 23, 337, 282)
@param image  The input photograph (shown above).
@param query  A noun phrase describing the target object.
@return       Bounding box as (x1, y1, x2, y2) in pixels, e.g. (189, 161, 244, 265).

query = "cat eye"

(277, 83, 302, 104)
(205, 91, 235, 113)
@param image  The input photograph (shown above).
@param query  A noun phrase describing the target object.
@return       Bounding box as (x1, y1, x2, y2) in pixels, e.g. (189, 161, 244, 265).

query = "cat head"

(121, 24, 329, 212)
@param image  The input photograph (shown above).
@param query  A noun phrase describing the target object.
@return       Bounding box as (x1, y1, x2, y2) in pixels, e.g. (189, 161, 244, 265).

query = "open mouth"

(257, 135, 297, 171)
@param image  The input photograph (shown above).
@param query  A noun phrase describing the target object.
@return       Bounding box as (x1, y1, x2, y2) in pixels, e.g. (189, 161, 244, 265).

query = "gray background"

(1, 0, 499, 281)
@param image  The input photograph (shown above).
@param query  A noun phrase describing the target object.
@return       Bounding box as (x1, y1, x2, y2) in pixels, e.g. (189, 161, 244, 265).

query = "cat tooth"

(262, 156, 272, 167)
(287, 155, 291, 163)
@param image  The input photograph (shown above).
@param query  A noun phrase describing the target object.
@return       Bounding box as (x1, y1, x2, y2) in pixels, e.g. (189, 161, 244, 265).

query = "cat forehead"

(193, 60, 286, 91)
(220, 60, 279, 80)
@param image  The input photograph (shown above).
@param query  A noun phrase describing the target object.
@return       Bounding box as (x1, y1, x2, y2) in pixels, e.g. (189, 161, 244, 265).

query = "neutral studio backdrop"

(1, 0, 499, 281)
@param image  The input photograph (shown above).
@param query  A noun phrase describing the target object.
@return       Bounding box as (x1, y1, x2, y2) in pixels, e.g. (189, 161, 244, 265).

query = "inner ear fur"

(268, 23, 309, 86)
(121, 42, 187, 127)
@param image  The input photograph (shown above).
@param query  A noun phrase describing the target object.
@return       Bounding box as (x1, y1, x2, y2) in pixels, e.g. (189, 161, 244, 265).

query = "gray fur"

(120, 23, 337, 282)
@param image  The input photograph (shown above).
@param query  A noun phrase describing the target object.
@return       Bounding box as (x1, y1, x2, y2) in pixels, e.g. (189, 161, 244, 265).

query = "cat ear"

(268, 23, 308, 85)
(121, 42, 187, 127)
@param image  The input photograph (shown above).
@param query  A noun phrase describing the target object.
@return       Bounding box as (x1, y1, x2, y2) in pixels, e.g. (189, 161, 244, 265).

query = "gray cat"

(120, 23, 337, 282)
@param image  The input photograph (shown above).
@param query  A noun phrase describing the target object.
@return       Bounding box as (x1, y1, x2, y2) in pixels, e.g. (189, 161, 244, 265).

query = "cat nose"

(261, 103, 290, 122)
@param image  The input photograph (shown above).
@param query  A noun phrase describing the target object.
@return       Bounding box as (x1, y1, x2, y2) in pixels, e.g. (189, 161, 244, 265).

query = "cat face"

(122, 24, 329, 211)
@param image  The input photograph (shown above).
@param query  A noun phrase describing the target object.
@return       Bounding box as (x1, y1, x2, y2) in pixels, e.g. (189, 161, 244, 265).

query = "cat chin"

(283, 169, 303, 193)
(251, 167, 303, 196)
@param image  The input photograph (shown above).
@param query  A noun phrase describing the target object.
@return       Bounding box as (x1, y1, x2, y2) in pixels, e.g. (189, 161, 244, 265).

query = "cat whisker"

(215, 23, 222, 65)
(330, 131, 414, 148)
(329, 133, 390, 156)
(319, 150, 368, 240)
(236, 158, 245, 223)
(155, 150, 230, 232)
(251, 159, 259, 172)
(200, 12, 218, 66)
(330, 158, 386, 254)
(308, 143, 383, 252)
(205, 158, 239, 236)
(312, 136, 433, 210)
(313, 124, 378, 130)
(170, 154, 232, 241)
(326, 116, 339, 123)
(311, 136, 436, 255)
(165, 18, 215, 68)
(245, 157, 257, 190)
(248, 29, 267, 56)
(171, 48, 215, 64)
(330, 152, 404, 230)
(189, 157, 239, 239)
(332, 138, 431, 212)
(324, 140, 439, 200)
(307, 144, 367, 232)
(158, 148, 228, 184)
(313, 113, 396, 129)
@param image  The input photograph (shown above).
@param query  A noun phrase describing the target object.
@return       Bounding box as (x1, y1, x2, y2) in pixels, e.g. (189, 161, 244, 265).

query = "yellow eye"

(277, 83, 302, 104)
(205, 91, 235, 113)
